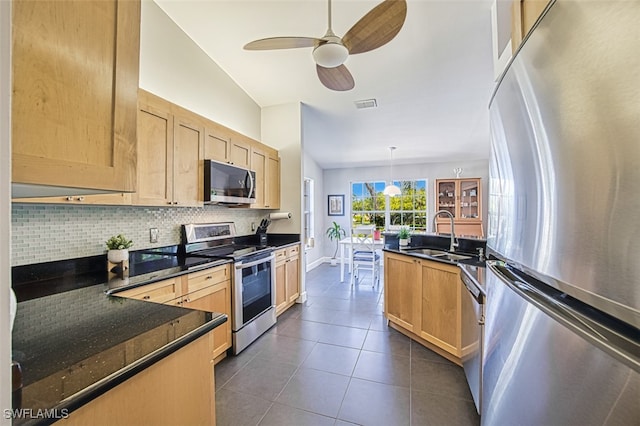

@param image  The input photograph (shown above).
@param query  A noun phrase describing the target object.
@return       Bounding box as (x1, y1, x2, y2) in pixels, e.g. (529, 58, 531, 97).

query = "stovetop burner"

(182, 222, 273, 260)
(190, 244, 272, 260)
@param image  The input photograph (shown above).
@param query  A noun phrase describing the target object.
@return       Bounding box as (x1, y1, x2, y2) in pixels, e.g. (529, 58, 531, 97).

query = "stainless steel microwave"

(204, 159, 256, 205)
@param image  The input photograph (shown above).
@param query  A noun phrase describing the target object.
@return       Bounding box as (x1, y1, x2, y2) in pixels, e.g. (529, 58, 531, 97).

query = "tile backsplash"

(11, 204, 269, 266)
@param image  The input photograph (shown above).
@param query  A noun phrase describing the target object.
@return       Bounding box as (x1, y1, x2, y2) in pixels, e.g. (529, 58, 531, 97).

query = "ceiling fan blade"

(316, 64, 355, 91)
(342, 0, 407, 55)
(244, 37, 320, 50)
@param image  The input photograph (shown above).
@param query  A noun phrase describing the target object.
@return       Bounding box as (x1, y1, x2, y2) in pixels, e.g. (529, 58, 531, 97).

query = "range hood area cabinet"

(133, 90, 204, 207)
(11, 0, 140, 196)
(434, 178, 483, 238)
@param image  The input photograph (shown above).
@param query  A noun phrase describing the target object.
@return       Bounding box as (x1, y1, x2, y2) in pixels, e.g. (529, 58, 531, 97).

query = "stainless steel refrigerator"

(485, 0, 639, 424)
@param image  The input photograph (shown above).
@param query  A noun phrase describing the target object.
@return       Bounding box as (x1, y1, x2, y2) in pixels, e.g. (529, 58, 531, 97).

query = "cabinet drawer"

(187, 264, 230, 293)
(117, 278, 179, 304)
(286, 245, 300, 257)
(274, 248, 287, 261)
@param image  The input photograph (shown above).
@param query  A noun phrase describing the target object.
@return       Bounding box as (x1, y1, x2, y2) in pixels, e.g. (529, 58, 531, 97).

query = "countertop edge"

(25, 314, 228, 426)
(382, 247, 485, 268)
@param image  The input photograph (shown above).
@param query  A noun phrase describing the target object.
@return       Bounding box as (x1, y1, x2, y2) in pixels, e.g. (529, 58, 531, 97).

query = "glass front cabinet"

(434, 178, 483, 238)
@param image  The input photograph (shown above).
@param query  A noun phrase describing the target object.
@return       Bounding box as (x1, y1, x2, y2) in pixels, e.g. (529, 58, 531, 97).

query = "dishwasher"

(459, 264, 485, 415)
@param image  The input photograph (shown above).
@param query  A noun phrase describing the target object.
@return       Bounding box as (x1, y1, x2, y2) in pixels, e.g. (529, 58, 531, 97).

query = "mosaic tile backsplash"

(11, 204, 269, 266)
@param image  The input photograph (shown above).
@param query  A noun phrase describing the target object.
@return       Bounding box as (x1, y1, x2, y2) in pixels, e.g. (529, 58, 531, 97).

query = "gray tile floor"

(215, 264, 480, 426)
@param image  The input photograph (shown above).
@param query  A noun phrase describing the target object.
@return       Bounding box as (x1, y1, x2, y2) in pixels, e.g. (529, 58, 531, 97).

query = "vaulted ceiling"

(155, 0, 496, 168)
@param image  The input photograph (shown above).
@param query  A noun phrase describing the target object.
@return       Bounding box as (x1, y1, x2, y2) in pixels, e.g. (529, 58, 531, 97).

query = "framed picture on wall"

(328, 194, 344, 216)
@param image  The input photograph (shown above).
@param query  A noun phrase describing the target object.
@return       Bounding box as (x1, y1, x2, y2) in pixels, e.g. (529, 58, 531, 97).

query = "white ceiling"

(155, 0, 497, 169)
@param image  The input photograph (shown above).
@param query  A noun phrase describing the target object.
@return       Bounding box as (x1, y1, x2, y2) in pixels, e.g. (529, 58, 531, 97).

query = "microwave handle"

(246, 170, 255, 198)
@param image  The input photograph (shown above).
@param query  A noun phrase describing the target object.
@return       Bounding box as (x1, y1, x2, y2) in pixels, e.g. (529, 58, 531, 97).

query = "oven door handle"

(235, 254, 275, 269)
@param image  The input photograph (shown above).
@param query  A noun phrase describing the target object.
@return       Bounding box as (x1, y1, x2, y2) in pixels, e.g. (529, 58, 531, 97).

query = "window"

(351, 181, 386, 228)
(389, 180, 427, 231)
(304, 178, 314, 248)
(351, 179, 427, 231)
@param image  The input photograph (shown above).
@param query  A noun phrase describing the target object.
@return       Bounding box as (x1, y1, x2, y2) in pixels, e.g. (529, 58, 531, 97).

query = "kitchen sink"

(437, 253, 472, 261)
(405, 248, 448, 257)
(404, 248, 473, 262)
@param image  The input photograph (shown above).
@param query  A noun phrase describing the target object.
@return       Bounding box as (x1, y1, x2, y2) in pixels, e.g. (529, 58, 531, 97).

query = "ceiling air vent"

(354, 98, 377, 110)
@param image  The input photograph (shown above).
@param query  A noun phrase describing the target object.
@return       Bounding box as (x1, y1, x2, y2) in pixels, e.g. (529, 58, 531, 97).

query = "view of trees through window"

(351, 180, 427, 231)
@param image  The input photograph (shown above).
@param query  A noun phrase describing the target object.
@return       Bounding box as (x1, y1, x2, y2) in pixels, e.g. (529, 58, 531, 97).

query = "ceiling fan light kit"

(244, 0, 407, 91)
(312, 42, 349, 68)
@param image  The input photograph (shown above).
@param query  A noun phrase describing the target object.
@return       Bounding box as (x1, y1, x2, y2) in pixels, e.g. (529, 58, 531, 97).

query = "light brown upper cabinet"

(204, 124, 233, 164)
(134, 90, 203, 207)
(250, 145, 281, 210)
(229, 138, 252, 169)
(11, 0, 140, 193)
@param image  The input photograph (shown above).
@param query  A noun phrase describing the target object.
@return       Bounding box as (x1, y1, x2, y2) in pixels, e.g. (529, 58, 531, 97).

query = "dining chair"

(349, 225, 380, 287)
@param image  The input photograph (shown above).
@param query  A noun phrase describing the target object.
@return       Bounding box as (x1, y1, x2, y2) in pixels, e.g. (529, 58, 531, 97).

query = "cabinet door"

(172, 115, 203, 207)
(204, 127, 231, 163)
(459, 179, 481, 220)
(266, 154, 281, 209)
(116, 278, 181, 305)
(250, 147, 267, 208)
(436, 180, 457, 218)
(275, 260, 287, 315)
(285, 254, 300, 303)
(134, 99, 173, 206)
(229, 138, 251, 169)
(418, 260, 461, 357)
(12, 0, 140, 192)
(182, 281, 232, 358)
(383, 253, 419, 332)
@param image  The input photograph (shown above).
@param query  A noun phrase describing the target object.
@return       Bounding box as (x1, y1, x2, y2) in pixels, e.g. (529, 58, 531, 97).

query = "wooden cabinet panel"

(230, 138, 251, 169)
(384, 252, 419, 332)
(419, 262, 461, 355)
(134, 90, 203, 207)
(250, 147, 267, 208)
(275, 244, 301, 315)
(384, 252, 464, 363)
(172, 115, 204, 207)
(58, 332, 215, 426)
(204, 123, 233, 163)
(186, 264, 230, 293)
(12, 0, 140, 193)
(134, 98, 173, 206)
(266, 154, 281, 209)
(116, 278, 180, 305)
(13, 193, 132, 205)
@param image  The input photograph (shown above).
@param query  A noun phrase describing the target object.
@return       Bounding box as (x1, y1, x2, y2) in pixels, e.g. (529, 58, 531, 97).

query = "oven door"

(232, 253, 275, 331)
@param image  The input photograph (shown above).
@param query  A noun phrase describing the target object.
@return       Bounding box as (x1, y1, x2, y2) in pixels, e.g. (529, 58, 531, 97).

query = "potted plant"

(326, 221, 346, 266)
(397, 227, 410, 247)
(106, 234, 133, 263)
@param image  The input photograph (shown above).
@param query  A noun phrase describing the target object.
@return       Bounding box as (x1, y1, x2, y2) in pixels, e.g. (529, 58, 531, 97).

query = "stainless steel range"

(183, 222, 276, 354)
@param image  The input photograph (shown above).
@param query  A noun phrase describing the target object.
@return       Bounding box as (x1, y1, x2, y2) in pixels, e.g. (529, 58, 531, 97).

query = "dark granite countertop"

(10, 247, 235, 425)
(10, 235, 301, 424)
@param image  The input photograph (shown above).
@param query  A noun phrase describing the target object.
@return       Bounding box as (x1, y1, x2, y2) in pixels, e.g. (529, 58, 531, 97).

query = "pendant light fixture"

(383, 146, 401, 197)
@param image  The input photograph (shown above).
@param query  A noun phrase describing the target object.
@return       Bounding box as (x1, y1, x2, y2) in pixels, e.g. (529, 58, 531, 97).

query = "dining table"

(338, 236, 385, 282)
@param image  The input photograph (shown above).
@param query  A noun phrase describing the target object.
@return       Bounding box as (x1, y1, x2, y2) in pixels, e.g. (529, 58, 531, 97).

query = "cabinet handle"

(206, 275, 213, 280)
(167, 201, 173, 205)
(66, 196, 74, 201)
(143, 295, 150, 300)
(184, 298, 190, 303)
(77, 196, 85, 202)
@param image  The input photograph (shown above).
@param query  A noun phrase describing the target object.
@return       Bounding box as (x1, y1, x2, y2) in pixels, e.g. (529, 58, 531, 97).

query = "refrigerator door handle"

(487, 261, 640, 372)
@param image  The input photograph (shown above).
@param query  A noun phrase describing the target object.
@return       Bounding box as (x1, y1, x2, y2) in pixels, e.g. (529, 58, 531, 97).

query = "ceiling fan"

(243, 0, 407, 91)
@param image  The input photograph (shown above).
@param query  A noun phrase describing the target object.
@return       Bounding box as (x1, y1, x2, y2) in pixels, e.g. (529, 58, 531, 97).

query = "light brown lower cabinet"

(384, 251, 469, 365)
(117, 263, 232, 361)
(57, 330, 216, 426)
(275, 244, 300, 315)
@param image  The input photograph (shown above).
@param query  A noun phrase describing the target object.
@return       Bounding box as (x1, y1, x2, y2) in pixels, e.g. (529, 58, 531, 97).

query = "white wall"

(302, 151, 325, 269)
(322, 159, 489, 258)
(140, 1, 261, 140)
(1, 0, 11, 420)
(261, 103, 302, 235)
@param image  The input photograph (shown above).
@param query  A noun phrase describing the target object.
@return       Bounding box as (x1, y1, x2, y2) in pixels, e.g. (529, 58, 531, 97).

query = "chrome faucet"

(433, 210, 458, 252)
